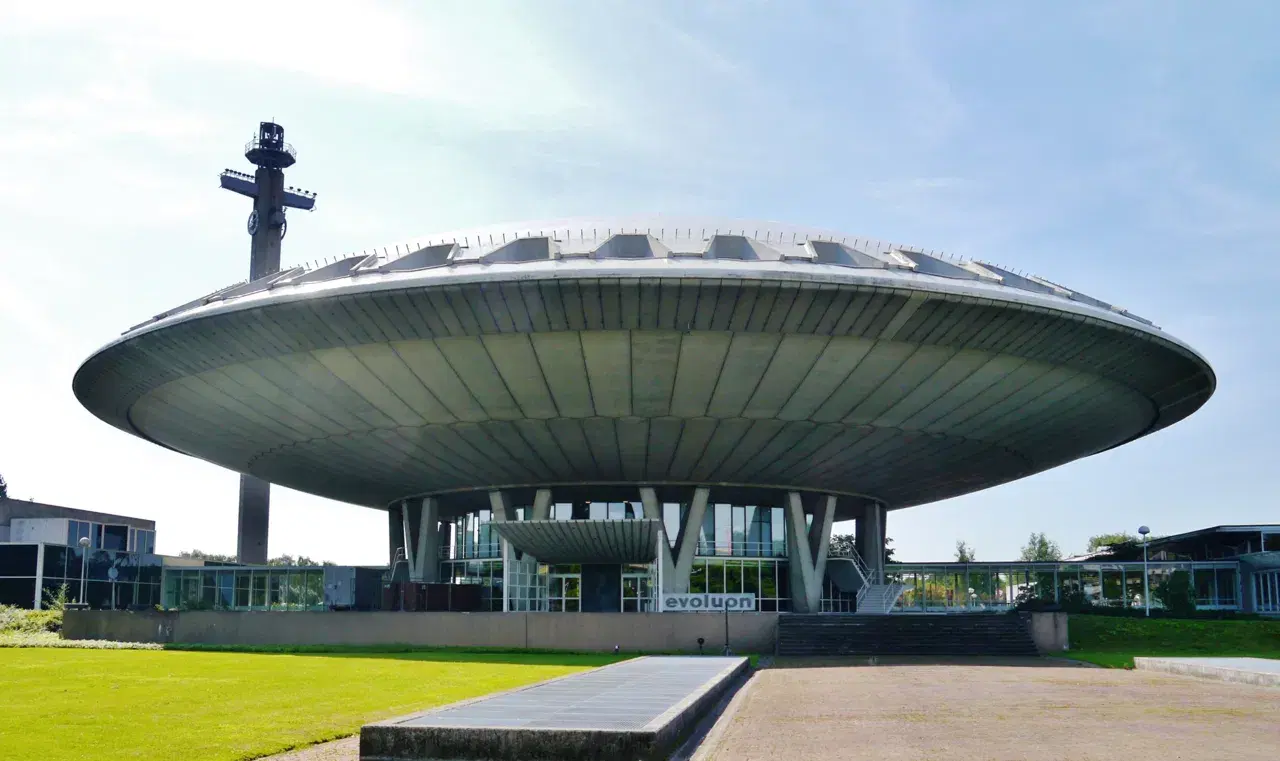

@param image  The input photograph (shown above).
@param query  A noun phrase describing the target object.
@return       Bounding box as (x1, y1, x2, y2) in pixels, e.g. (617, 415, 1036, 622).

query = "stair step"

(776, 613, 1040, 657)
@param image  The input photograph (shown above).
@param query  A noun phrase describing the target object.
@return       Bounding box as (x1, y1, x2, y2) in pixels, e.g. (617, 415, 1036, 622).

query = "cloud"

(0, 1, 603, 134)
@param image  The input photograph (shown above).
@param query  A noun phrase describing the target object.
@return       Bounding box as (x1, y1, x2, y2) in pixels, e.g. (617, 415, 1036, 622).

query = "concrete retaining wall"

(64, 610, 778, 653)
(1029, 611, 1068, 653)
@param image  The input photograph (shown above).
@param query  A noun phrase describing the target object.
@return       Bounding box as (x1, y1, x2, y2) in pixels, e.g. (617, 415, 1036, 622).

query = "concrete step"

(776, 613, 1040, 657)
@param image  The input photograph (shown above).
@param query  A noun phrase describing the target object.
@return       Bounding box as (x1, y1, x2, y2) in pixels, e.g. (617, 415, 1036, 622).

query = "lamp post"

(1138, 525, 1151, 617)
(77, 536, 91, 606)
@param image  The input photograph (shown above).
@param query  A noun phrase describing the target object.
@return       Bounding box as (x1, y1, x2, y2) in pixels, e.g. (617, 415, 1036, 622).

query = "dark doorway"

(580, 564, 621, 612)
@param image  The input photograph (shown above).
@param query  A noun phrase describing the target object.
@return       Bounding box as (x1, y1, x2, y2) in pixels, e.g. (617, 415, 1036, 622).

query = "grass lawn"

(1064, 615, 1280, 669)
(0, 648, 621, 761)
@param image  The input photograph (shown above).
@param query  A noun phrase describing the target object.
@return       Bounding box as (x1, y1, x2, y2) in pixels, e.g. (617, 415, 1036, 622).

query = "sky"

(1, 0, 1277, 565)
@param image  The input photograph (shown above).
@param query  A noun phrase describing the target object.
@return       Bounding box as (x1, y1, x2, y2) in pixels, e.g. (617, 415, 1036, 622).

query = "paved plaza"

(701, 657, 1280, 761)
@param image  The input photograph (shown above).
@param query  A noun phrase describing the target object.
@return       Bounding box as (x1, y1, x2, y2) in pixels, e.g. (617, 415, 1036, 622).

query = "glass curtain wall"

(31, 544, 163, 610)
(693, 503, 787, 558)
(162, 567, 325, 611)
(687, 558, 788, 611)
(439, 559, 504, 611)
(886, 562, 1241, 612)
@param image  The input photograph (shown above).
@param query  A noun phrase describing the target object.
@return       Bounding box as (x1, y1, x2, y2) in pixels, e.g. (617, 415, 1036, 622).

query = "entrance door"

(622, 566, 654, 612)
(547, 571, 580, 612)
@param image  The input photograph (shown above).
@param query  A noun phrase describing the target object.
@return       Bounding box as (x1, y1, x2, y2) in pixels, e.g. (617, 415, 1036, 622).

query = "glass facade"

(163, 568, 325, 611)
(0, 543, 162, 609)
(687, 558, 789, 611)
(886, 561, 1241, 612)
(682, 503, 787, 558)
(1255, 569, 1280, 614)
(447, 510, 502, 560)
(439, 559, 504, 612)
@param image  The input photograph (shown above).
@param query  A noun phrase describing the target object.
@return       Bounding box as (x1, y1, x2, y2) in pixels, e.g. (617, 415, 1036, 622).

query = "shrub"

(1154, 570, 1197, 618)
(0, 605, 62, 635)
(0, 631, 162, 649)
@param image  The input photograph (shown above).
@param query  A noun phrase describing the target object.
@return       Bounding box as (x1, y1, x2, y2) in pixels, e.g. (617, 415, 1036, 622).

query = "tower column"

(223, 122, 314, 568)
(236, 474, 270, 565)
(855, 502, 887, 581)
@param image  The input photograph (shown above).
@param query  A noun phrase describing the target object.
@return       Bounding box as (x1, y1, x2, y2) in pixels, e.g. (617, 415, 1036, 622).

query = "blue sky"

(1, 1, 1276, 564)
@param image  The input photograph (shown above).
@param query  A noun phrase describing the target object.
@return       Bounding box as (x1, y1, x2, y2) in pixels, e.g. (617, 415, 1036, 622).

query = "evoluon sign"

(661, 593, 757, 612)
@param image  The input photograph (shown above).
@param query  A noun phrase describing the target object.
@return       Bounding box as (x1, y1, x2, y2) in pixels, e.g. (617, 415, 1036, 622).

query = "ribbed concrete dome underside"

(74, 273, 1213, 512)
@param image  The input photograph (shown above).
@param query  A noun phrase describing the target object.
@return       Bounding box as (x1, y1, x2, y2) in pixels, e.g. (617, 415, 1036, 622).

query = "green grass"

(0, 648, 622, 761)
(1063, 615, 1280, 669)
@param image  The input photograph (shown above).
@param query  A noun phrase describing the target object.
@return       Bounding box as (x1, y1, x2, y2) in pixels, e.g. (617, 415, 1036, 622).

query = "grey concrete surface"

(63, 609, 778, 653)
(1029, 610, 1068, 652)
(701, 657, 1280, 760)
(1135, 656, 1280, 687)
(74, 218, 1214, 514)
(361, 656, 748, 761)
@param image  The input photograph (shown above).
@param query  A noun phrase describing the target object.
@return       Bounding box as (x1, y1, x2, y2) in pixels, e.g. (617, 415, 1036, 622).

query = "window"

(102, 525, 128, 552)
(662, 503, 682, 548)
(251, 574, 267, 608)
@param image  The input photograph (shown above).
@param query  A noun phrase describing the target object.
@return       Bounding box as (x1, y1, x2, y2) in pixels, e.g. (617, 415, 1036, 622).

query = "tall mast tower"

(218, 122, 317, 563)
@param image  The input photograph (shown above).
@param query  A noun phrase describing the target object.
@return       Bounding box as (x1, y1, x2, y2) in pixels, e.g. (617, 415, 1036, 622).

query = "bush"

(0, 605, 62, 635)
(1154, 570, 1197, 618)
(0, 631, 162, 649)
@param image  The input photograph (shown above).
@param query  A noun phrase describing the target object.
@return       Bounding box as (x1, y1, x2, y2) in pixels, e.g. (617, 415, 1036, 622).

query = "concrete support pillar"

(236, 474, 270, 565)
(666, 488, 710, 594)
(530, 488, 552, 521)
(489, 491, 513, 612)
(785, 492, 836, 613)
(387, 502, 408, 582)
(401, 498, 440, 583)
(639, 487, 677, 594)
(855, 502, 887, 581)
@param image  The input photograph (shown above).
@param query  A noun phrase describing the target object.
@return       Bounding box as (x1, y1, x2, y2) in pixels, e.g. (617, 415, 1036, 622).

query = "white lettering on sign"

(660, 593, 757, 612)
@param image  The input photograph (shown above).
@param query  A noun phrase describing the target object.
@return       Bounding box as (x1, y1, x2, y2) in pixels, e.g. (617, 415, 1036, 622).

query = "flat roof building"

(0, 498, 160, 609)
(72, 217, 1216, 615)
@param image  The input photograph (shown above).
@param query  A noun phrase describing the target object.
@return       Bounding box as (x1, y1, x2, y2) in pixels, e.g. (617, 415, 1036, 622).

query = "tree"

(829, 533, 856, 557)
(825, 534, 893, 566)
(1087, 532, 1139, 553)
(1154, 569, 1197, 617)
(1018, 532, 1062, 562)
(268, 554, 335, 567)
(178, 550, 335, 566)
(0, 472, 7, 499)
(178, 549, 237, 563)
(954, 540, 977, 563)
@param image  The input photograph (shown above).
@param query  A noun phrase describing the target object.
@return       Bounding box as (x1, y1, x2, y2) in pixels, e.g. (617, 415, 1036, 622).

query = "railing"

(828, 544, 877, 609)
(440, 544, 502, 560)
(693, 541, 787, 558)
(245, 138, 296, 160)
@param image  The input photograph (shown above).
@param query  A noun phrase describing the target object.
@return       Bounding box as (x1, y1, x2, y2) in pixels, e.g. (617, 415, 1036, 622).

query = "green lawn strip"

(163, 642, 761, 666)
(1063, 615, 1280, 669)
(0, 648, 619, 761)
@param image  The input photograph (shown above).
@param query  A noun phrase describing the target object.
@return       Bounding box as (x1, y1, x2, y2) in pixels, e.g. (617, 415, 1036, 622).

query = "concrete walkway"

(700, 657, 1280, 760)
(1135, 656, 1280, 687)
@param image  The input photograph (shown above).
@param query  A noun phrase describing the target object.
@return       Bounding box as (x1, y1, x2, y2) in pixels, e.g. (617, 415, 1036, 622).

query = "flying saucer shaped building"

(73, 217, 1214, 613)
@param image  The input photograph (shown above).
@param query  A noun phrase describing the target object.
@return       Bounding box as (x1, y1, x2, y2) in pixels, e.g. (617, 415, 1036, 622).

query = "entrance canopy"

(490, 519, 662, 564)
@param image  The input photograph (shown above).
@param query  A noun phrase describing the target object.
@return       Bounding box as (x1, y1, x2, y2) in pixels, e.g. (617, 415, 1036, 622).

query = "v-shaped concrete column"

(640, 487, 709, 594)
(401, 498, 440, 583)
(785, 492, 837, 613)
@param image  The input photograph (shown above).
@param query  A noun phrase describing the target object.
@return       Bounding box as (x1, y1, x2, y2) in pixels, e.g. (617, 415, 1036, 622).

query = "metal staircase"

(826, 545, 907, 614)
